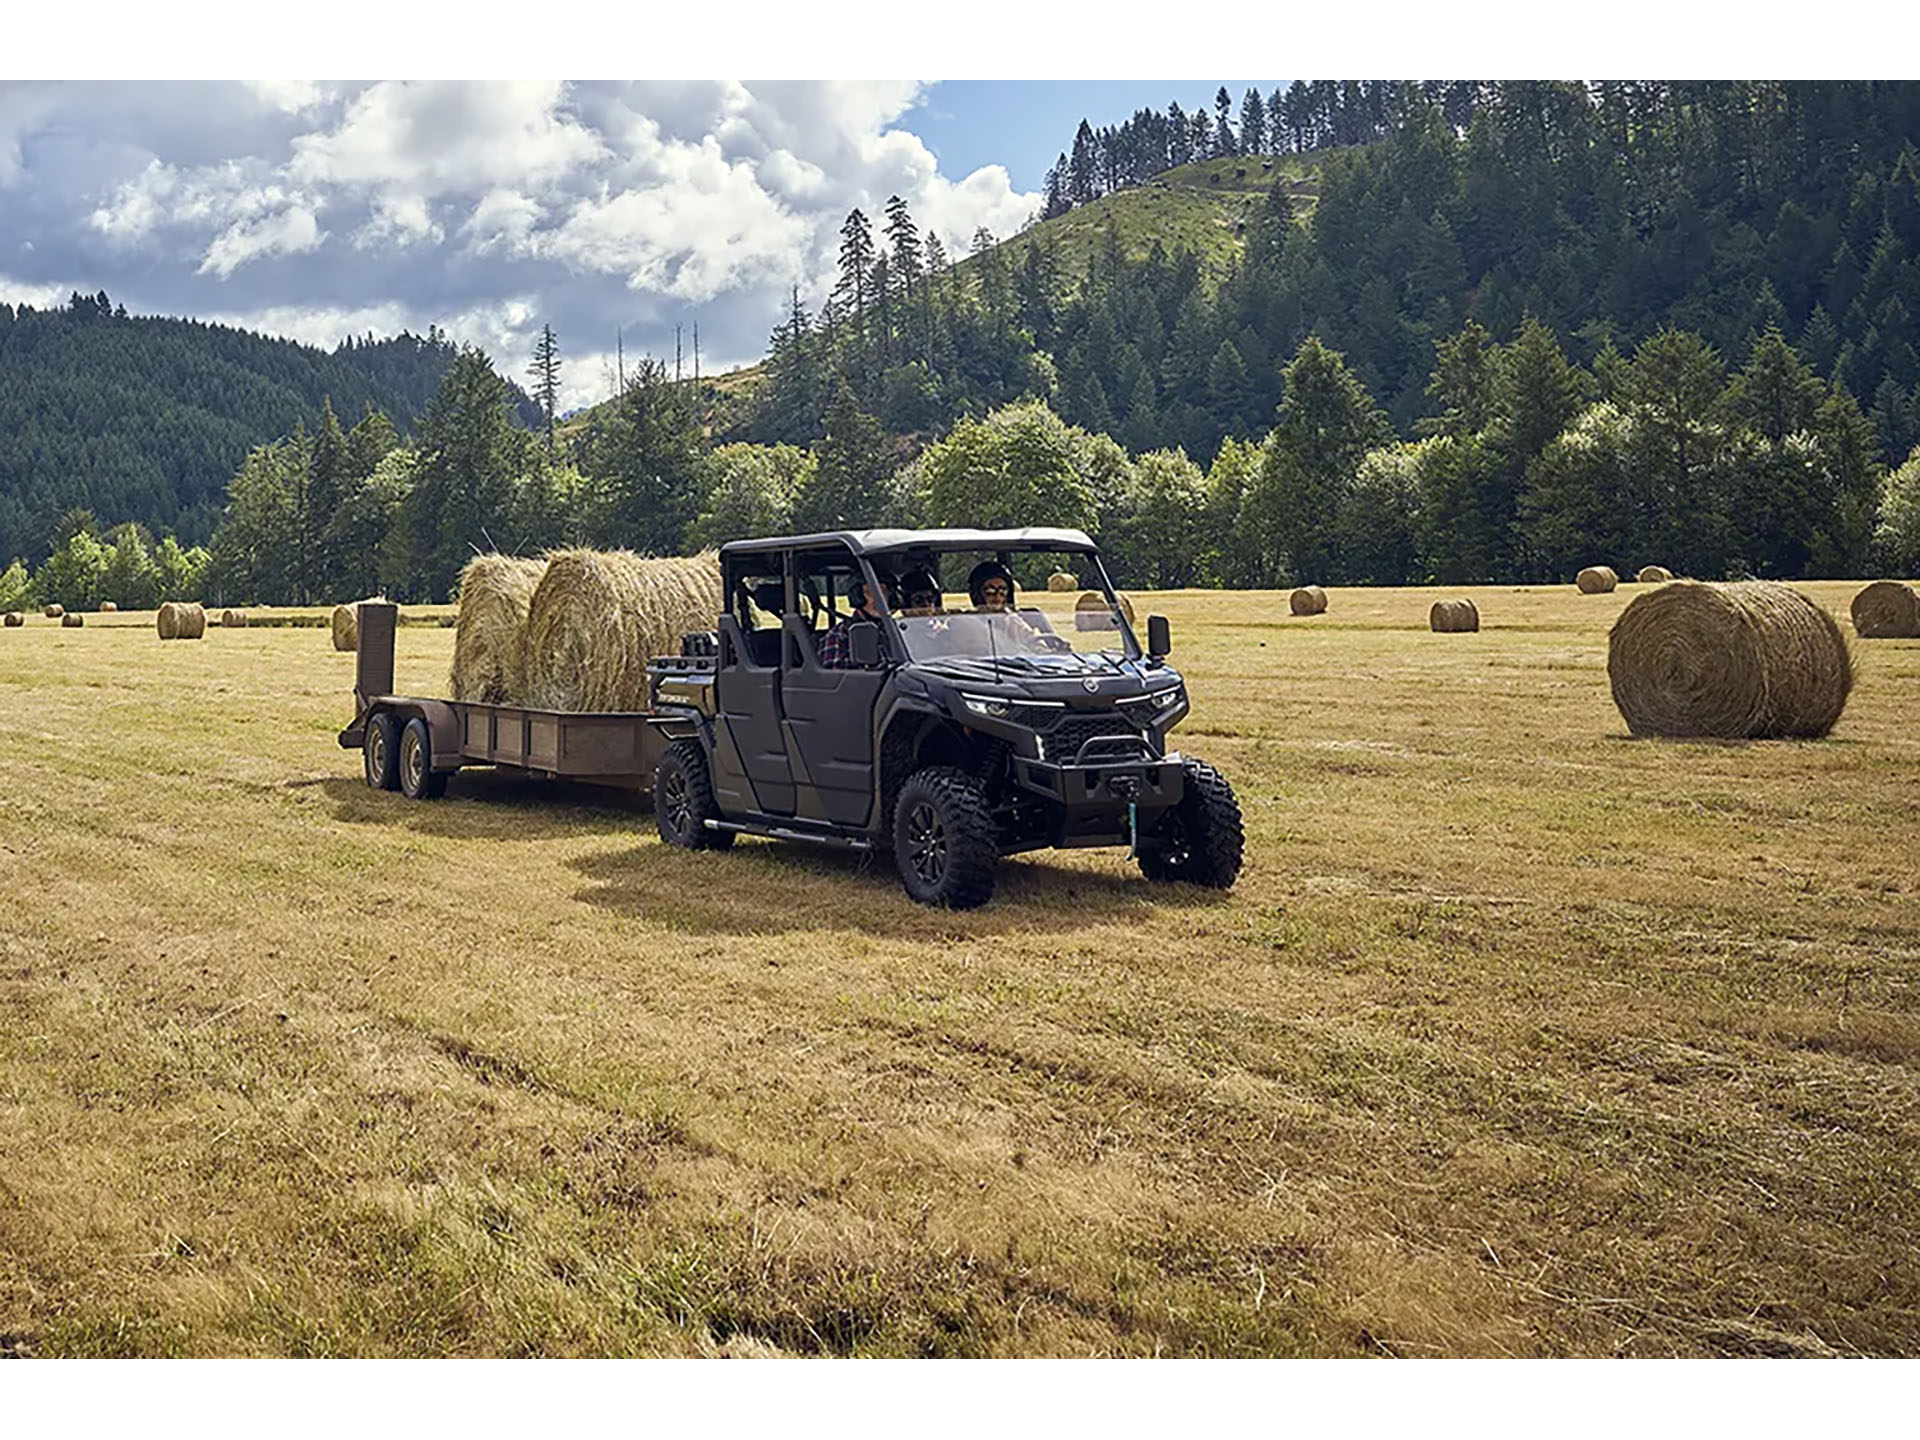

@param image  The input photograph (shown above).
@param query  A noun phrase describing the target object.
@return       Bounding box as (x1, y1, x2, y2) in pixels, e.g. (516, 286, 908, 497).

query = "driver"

(968, 561, 1016, 612)
(817, 570, 894, 669)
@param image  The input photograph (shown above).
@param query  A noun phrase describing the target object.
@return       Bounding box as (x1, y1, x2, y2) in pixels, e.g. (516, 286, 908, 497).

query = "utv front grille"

(1044, 710, 1151, 761)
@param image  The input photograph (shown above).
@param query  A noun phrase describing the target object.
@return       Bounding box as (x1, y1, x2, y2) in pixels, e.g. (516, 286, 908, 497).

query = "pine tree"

(793, 380, 903, 530)
(834, 208, 876, 363)
(1248, 337, 1392, 583)
(1239, 89, 1267, 155)
(304, 397, 351, 600)
(528, 324, 561, 455)
(1423, 321, 1500, 437)
(1214, 88, 1236, 156)
(583, 354, 704, 559)
(406, 348, 533, 599)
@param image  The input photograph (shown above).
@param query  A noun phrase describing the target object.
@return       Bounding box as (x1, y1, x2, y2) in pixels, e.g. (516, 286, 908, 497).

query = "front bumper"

(1013, 752, 1183, 810)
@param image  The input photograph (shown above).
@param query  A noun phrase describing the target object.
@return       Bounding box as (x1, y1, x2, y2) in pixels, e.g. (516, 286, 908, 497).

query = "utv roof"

(720, 527, 1098, 558)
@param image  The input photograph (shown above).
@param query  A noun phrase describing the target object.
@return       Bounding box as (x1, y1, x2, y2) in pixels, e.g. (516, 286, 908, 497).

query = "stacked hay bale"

(332, 596, 385, 652)
(43, 604, 63, 619)
(61, 612, 83, 628)
(1608, 580, 1852, 739)
(450, 554, 547, 704)
(3, 612, 22, 628)
(1577, 565, 1619, 593)
(1430, 598, 1480, 632)
(221, 609, 249, 628)
(156, 601, 207, 640)
(1637, 565, 1674, 584)
(1850, 580, 1920, 638)
(522, 550, 722, 711)
(1289, 585, 1328, 616)
(1046, 571, 1078, 592)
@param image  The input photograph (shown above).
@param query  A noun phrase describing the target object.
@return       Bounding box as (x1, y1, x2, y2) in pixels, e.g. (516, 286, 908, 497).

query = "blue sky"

(910, 81, 1289, 191)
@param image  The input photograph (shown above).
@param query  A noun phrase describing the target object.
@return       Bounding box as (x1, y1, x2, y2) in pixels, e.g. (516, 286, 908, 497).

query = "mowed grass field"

(1, 582, 1916, 1357)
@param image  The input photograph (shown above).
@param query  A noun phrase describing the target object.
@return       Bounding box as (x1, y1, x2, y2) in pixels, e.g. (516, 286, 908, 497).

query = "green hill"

(0, 294, 538, 565)
(971, 150, 1331, 285)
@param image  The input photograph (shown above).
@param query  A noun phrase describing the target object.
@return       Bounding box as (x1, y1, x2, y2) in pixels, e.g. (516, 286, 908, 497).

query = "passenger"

(897, 568, 943, 617)
(817, 572, 894, 669)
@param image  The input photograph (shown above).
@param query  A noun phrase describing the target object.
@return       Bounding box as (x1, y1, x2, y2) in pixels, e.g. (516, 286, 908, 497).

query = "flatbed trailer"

(336, 601, 706, 798)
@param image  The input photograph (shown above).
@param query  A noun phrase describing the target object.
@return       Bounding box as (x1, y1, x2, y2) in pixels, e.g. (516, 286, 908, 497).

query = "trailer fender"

(368, 698, 462, 770)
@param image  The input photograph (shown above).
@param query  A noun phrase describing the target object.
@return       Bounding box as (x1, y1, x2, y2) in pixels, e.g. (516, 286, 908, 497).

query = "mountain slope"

(0, 295, 539, 563)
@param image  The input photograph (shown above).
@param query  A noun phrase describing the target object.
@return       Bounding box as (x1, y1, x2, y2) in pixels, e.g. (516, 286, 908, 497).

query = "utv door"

(781, 548, 887, 827)
(715, 559, 795, 816)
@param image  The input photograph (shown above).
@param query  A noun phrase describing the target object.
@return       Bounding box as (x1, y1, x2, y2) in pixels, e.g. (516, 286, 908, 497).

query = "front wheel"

(655, 739, 733, 850)
(893, 766, 998, 909)
(1138, 757, 1244, 889)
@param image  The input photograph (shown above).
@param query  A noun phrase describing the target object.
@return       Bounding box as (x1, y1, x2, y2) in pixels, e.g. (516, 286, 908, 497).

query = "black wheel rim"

(367, 728, 386, 785)
(404, 733, 425, 794)
(906, 800, 946, 886)
(663, 767, 691, 837)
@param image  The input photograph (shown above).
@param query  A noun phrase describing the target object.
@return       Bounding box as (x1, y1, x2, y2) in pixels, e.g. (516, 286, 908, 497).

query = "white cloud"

(354, 190, 443, 251)
(460, 188, 544, 255)
(289, 80, 604, 197)
(245, 81, 333, 116)
(0, 273, 79, 310)
(199, 203, 325, 277)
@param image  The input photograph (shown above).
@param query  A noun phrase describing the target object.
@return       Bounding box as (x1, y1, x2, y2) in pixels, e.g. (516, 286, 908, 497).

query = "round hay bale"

(332, 596, 384, 652)
(157, 601, 207, 640)
(1289, 585, 1328, 616)
(1850, 580, 1920, 639)
(1046, 571, 1078, 592)
(61, 612, 83, 628)
(99, 601, 118, 613)
(221, 609, 249, 628)
(3, 612, 22, 628)
(522, 550, 722, 712)
(1637, 565, 1674, 584)
(451, 554, 547, 704)
(1430, 598, 1480, 632)
(42, 604, 63, 619)
(1074, 588, 1137, 632)
(1608, 580, 1853, 739)
(1576, 565, 1619, 594)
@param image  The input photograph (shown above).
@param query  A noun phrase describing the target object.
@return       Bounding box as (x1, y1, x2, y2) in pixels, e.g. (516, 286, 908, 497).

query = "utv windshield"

(871, 547, 1141, 669)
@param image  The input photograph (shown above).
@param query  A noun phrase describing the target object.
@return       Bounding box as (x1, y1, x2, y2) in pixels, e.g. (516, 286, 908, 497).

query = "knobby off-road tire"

(1138, 757, 1244, 889)
(398, 717, 449, 800)
(655, 739, 734, 850)
(893, 766, 998, 909)
(364, 711, 400, 791)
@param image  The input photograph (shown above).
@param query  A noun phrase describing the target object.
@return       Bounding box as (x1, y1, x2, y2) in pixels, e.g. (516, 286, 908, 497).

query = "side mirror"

(1147, 614, 1171, 659)
(849, 620, 882, 668)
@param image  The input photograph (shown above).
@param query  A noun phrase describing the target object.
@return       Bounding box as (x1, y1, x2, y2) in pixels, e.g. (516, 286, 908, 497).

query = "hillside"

(969, 150, 1328, 286)
(0, 294, 539, 565)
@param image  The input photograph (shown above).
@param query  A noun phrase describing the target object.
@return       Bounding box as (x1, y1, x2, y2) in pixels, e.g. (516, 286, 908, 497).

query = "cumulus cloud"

(3, 80, 1041, 407)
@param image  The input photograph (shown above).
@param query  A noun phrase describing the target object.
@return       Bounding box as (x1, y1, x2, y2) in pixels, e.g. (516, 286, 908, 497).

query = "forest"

(6, 81, 1920, 609)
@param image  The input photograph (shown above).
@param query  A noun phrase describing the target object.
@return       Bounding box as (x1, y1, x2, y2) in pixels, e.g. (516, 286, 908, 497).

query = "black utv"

(647, 527, 1244, 909)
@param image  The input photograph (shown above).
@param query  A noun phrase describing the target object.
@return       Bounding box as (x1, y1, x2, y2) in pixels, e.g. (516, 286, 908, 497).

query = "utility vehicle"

(339, 527, 1243, 909)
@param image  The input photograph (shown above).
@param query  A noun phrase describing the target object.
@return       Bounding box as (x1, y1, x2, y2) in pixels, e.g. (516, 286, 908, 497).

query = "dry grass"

(0, 581, 1915, 1357)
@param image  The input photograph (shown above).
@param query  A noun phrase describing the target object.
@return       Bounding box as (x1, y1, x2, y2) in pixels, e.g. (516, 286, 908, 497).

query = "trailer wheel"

(398, 717, 448, 800)
(364, 711, 401, 791)
(1137, 758, 1243, 889)
(893, 766, 997, 909)
(656, 739, 732, 850)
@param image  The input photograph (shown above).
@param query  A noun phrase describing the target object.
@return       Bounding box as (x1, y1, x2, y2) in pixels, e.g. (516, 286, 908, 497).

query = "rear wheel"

(1137, 757, 1243, 889)
(893, 766, 997, 909)
(398, 717, 449, 800)
(364, 711, 400, 791)
(655, 739, 733, 850)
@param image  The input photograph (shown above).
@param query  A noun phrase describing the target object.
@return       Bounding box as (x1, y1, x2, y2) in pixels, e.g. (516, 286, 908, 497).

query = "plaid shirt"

(816, 611, 883, 669)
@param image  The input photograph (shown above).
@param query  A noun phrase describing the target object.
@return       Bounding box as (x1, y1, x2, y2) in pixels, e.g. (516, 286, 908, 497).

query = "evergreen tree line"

(747, 82, 1920, 481)
(0, 291, 540, 569)
(1039, 79, 1419, 218)
(161, 309, 1920, 611)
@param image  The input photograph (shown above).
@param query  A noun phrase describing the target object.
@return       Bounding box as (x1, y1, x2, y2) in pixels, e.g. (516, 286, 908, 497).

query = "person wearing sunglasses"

(967, 561, 1016, 612)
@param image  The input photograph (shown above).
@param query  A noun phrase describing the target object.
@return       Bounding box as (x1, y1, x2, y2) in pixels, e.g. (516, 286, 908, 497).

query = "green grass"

(0, 582, 1914, 1355)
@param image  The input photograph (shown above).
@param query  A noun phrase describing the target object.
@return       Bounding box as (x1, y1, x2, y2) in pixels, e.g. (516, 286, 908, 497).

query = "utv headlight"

(962, 693, 1013, 720)
(1152, 684, 1187, 714)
